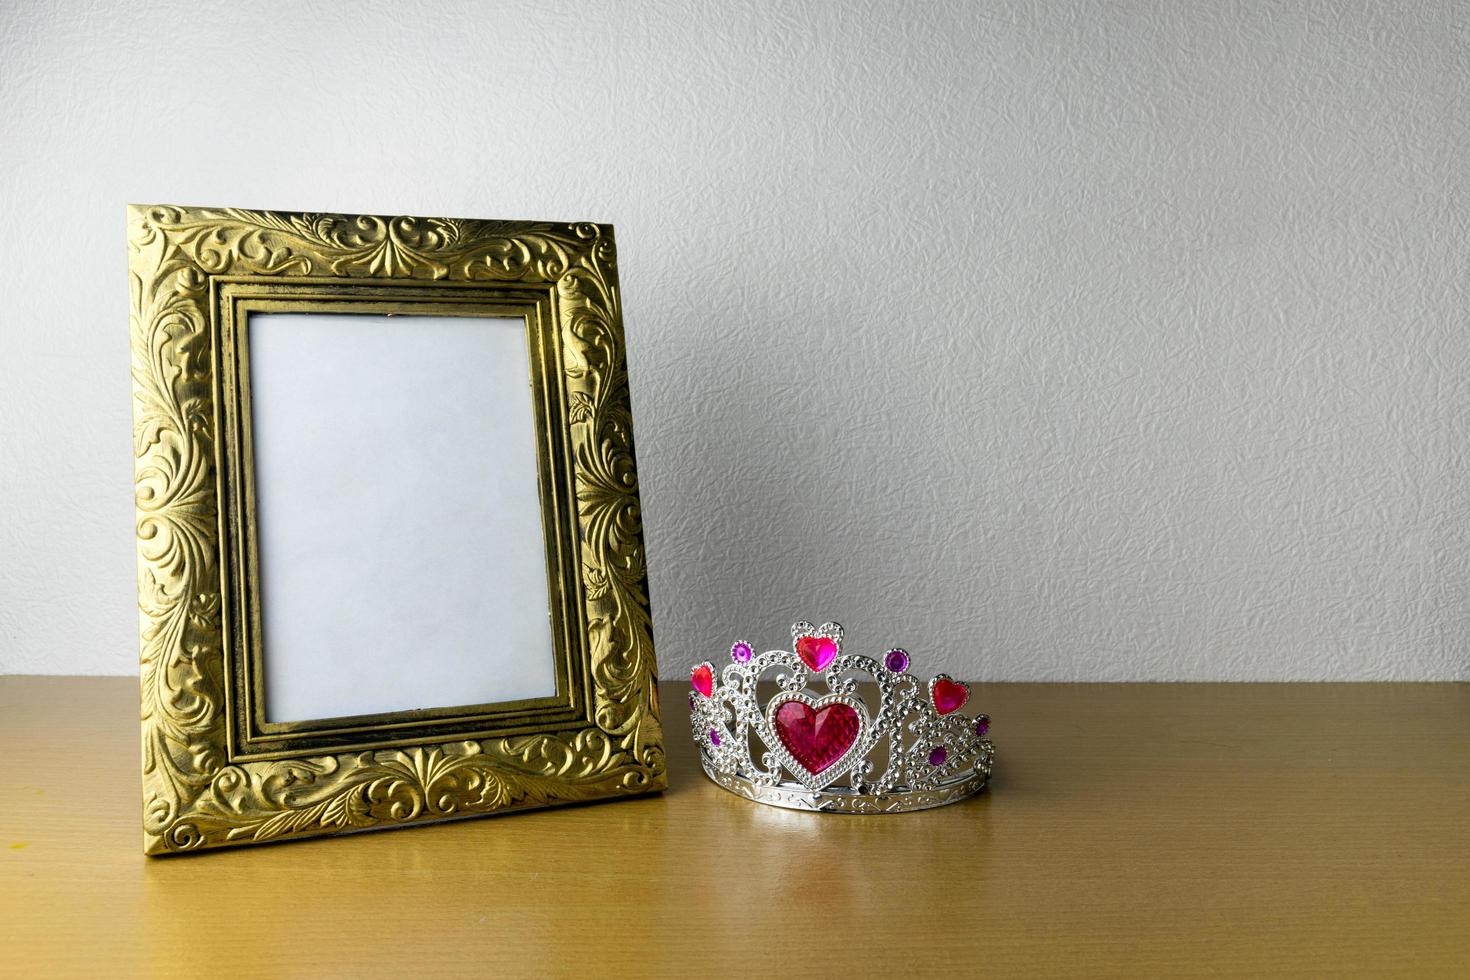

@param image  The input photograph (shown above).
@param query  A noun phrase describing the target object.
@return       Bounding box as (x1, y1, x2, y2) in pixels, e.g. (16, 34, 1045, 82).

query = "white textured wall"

(1, 1, 1465, 679)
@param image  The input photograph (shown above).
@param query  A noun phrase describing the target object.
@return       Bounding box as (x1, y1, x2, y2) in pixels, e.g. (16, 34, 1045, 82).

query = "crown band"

(689, 621, 994, 814)
(698, 756, 991, 814)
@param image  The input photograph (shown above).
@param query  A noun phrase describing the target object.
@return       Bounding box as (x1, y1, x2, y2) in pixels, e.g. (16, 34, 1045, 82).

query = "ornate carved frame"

(129, 205, 664, 854)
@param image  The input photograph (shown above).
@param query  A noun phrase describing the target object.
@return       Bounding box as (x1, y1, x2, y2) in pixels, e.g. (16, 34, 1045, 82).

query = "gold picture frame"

(129, 205, 664, 854)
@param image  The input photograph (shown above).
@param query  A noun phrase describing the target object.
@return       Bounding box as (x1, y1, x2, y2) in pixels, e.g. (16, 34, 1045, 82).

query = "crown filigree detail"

(688, 621, 994, 813)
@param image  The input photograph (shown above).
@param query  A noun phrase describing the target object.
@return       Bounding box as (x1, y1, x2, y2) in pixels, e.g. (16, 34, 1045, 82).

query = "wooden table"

(2, 677, 1466, 977)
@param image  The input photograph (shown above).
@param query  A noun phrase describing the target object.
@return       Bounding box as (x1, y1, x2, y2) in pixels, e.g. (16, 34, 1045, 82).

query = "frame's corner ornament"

(129, 205, 663, 854)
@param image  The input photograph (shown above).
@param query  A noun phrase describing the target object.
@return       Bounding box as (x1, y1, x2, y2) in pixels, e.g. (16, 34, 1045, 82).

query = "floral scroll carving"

(129, 206, 664, 853)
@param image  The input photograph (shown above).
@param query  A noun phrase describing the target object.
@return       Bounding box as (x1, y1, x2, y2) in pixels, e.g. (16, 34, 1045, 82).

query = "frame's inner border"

(213, 278, 593, 762)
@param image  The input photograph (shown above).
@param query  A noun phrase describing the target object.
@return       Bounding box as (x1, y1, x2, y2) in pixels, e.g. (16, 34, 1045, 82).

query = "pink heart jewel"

(795, 635, 838, 671)
(772, 699, 860, 775)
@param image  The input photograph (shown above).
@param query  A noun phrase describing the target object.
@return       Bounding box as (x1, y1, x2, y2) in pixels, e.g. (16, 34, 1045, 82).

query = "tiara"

(688, 621, 994, 813)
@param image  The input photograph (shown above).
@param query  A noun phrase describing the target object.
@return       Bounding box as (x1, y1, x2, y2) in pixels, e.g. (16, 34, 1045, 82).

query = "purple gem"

(975, 714, 990, 736)
(731, 640, 753, 663)
(928, 746, 948, 766)
(884, 649, 909, 673)
(709, 729, 722, 747)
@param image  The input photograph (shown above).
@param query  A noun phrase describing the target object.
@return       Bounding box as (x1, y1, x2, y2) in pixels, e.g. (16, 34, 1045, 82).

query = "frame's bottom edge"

(142, 767, 669, 856)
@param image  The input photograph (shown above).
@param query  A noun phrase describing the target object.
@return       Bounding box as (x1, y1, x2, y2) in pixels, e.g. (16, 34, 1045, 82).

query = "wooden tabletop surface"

(1, 676, 1466, 977)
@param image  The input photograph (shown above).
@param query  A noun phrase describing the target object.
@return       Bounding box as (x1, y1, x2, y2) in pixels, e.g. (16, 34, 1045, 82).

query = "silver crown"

(688, 621, 994, 814)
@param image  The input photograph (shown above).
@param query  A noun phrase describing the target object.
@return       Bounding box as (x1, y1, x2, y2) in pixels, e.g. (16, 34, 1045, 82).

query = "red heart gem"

(691, 663, 714, 698)
(932, 677, 969, 715)
(773, 699, 859, 774)
(795, 635, 838, 671)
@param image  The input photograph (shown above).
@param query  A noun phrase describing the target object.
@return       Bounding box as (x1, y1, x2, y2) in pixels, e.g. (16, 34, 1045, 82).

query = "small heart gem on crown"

(795, 635, 838, 671)
(931, 676, 969, 715)
(691, 662, 714, 698)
